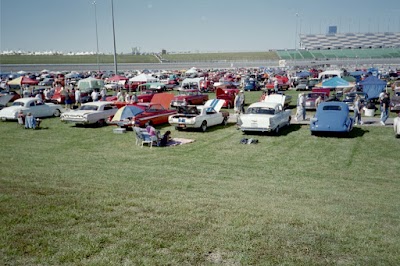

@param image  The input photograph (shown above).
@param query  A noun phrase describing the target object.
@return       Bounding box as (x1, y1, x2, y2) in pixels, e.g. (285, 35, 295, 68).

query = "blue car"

(310, 102, 353, 135)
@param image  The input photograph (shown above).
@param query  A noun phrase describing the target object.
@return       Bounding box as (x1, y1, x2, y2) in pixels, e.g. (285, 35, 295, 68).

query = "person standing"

(296, 93, 306, 121)
(131, 92, 138, 104)
(353, 95, 363, 125)
(75, 88, 81, 107)
(91, 89, 99, 102)
(380, 93, 390, 126)
(239, 90, 245, 114)
(100, 87, 107, 101)
(315, 95, 323, 109)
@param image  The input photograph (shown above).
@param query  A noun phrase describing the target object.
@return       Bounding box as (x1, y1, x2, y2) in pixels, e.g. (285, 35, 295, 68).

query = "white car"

(394, 116, 400, 138)
(61, 101, 118, 126)
(0, 97, 62, 120)
(168, 99, 228, 132)
(238, 95, 291, 134)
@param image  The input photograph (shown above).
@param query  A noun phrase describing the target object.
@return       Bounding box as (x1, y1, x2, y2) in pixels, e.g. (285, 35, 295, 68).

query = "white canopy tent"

(129, 73, 157, 83)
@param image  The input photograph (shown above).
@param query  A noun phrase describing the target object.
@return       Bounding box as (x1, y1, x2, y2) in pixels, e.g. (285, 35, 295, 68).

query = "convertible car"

(310, 102, 353, 135)
(0, 97, 62, 120)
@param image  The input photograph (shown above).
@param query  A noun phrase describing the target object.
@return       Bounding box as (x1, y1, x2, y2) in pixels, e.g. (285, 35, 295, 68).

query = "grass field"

(1, 91, 399, 265)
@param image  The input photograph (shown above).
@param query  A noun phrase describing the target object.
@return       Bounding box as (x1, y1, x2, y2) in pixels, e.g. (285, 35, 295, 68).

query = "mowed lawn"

(0, 93, 399, 265)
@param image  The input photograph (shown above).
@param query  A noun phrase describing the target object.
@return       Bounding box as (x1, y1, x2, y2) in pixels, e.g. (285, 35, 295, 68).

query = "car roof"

(248, 101, 280, 109)
(82, 101, 115, 106)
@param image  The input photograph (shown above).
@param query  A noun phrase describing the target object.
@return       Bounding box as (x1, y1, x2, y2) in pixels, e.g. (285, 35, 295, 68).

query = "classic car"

(108, 93, 177, 128)
(107, 90, 157, 107)
(51, 87, 92, 104)
(394, 114, 400, 137)
(305, 92, 329, 110)
(170, 89, 209, 108)
(310, 102, 353, 135)
(108, 103, 177, 128)
(390, 95, 400, 112)
(60, 101, 118, 126)
(168, 99, 229, 132)
(342, 91, 368, 111)
(243, 78, 259, 91)
(215, 86, 240, 108)
(38, 78, 54, 86)
(238, 94, 291, 134)
(0, 97, 62, 120)
(265, 76, 290, 90)
(294, 78, 308, 91)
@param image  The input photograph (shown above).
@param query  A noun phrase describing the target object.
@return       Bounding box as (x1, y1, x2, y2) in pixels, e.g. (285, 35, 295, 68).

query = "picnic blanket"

(165, 138, 195, 147)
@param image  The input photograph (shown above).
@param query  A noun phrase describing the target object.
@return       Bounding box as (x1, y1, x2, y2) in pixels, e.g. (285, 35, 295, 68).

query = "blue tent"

(322, 77, 350, 88)
(296, 71, 310, 78)
(359, 76, 386, 100)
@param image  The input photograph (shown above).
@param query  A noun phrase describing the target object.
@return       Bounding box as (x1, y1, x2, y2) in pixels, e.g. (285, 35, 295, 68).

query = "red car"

(215, 86, 240, 108)
(305, 88, 330, 110)
(107, 90, 157, 107)
(170, 89, 209, 108)
(108, 93, 177, 128)
(265, 76, 290, 90)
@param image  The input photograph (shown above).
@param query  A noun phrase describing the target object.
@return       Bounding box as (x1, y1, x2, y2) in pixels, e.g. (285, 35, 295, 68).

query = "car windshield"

(12, 102, 24, 107)
(247, 107, 275, 115)
(79, 105, 98, 111)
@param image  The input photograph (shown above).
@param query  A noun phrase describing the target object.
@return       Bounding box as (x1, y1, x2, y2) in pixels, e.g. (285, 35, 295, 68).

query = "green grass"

(0, 92, 399, 265)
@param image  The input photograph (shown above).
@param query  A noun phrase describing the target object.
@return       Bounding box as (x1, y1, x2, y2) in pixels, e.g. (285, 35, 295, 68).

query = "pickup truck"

(60, 101, 118, 126)
(168, 99, 229, 132)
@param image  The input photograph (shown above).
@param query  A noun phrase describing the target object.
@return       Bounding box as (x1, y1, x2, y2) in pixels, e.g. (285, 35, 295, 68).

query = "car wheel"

(201, 121, 207, 132)
(175, 126, 182, 131)
(227, 102, 231, 109)
(53, 109, 61, 117)
(97, 119, 106, 126)
(274, 126, 280, 135)
(222, 117, 228, 126)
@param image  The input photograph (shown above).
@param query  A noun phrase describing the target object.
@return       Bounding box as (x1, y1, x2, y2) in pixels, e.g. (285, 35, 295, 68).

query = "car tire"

(53, 109, 61, 117)
(201, 121, 207, 132)
(175, 126, 182, 131)
(97, 119, 106, 126)
(274, 126, 280, 135)
(227, 102, 231, 109)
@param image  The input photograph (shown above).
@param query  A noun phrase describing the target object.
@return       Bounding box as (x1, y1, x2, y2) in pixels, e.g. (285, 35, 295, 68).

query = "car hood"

(0, 94, 14, 106)
(204, 99, 224, 112)
(263, 94, 286, 106)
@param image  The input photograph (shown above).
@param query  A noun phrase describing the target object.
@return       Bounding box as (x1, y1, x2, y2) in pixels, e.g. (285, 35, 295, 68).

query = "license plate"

(178, 124, 185, 128)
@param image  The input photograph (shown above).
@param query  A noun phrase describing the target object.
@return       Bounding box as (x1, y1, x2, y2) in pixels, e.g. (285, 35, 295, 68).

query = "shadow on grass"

(172, 122, 236, 133)
(240, 124, 302, 137)
(312, 127, 369, 138)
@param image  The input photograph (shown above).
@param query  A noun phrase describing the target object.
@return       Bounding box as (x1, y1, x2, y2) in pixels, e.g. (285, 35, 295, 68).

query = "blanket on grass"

(165, 138, 195, 147)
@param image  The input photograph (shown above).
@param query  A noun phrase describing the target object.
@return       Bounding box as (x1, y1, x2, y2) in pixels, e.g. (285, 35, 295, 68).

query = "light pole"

(92, 1, 100, 72)
(111, 0, 118, 74)
(295, 12, 299, 51)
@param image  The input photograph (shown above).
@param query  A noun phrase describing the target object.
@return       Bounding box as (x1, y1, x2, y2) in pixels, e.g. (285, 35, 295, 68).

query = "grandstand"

(275, 31, 400, 61)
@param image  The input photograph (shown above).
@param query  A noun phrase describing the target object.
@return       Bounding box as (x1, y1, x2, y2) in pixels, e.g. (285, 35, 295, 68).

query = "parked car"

(108, 103, 177, 128)
(294, 79, 308, 91)
(60, 101, 118, 126)
(394, 114, 400, 138)
(170, 89, 209, 108)
(390, 95, 400, 112)
(310, 102, 353, 135)
(243, 78, 259, 91)
(342, 92, 368, 111)
(0, 97, 62, 120)
(238, 94, 291, 134)
(38, 78, 54, 86)
(215, 86, 240, 109)
(168, 99, 228, 132)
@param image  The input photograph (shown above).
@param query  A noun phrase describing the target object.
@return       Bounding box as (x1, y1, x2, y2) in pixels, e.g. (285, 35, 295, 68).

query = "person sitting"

(158, 130, 172, 147)
(145, 121, 158, 143)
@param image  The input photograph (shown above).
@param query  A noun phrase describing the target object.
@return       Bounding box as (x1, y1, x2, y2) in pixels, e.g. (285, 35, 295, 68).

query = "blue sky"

(1, 0, 399, 54)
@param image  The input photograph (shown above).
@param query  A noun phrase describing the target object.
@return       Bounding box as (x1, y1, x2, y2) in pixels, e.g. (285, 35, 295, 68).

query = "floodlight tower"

(92, 1, 100, 72)
(111, 0, 118, 74)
